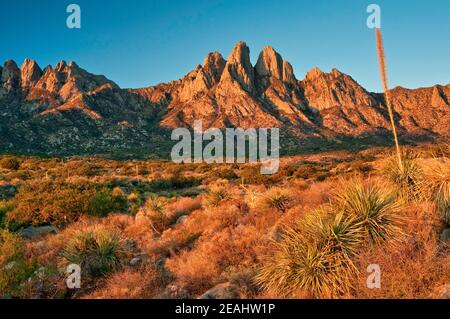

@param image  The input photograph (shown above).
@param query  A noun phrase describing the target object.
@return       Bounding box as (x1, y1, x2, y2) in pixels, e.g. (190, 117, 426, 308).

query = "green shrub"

(0, 157, 20, 171)
(257, 180, 404, 297)
(89, 192, 127, 217)
(7, 180, 126, 226)
(61, 228, 121, 277)
(0, 201, 13, 229)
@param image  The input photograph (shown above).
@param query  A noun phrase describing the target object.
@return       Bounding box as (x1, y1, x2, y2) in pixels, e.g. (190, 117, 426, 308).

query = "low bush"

(7, 180, 127, 226)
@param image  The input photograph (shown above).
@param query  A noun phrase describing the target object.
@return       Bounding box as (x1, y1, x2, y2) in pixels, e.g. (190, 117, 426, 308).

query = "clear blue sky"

(1, 0, 449, 92)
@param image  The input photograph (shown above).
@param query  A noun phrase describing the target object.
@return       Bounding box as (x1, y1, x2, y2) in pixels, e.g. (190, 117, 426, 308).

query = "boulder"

(198, 282, 240, 299)
(440, 228, 450, 243)
(19, 226, 58, 239)
(129, 257, 142, 267)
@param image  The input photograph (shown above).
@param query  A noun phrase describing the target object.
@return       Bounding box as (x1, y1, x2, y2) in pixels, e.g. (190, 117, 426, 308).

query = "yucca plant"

(260, 187, 294, 213)
(334, 180, 404, 245)
(256, 207, 365, 297)
(256, 222, 355, 298)
(299, 208, 365, 260)
(61, 228, 121, 277)
(203, 185, 231, 207)
(143, 196, 167, 232)
(418, 160, 450, 224)
(383, 156, 422, 201)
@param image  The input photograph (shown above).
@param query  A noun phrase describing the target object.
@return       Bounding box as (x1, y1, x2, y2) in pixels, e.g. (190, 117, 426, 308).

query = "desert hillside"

(0, 144, 449, 298)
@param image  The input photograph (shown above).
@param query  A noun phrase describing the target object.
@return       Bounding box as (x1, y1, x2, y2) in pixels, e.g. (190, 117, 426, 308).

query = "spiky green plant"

(203, 185, 231, 207)
(61, 228, 121, 277)
(256, 208, 364, 297)
(261, 187, 294, 213)
(143, 196, 167, 231)
(334, 180, 404, 245)
(299, 208, 365, 260)
(383, 156, 422, 201)
(418, 160, 450, 224)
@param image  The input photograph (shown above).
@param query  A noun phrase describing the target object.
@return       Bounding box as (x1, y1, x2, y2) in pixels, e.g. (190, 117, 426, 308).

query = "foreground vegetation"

(0, 143, 449, 299)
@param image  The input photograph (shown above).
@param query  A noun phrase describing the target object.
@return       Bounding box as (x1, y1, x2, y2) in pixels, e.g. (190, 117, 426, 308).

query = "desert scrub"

(259, 187, 294, 213)
(256, 210, 361, 297)
(6, 180, 127, 226)
(0, 230, 36, 297)
(334, 180, 404, 244)
(418, 159, 450, 224)
(61, 228, 122, 277)
(0, 157, 20, 171)
(382, 156, 422, 202)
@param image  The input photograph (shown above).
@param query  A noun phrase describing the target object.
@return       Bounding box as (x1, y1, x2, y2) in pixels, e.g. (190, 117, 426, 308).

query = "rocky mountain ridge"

(1, 41, 449, 157)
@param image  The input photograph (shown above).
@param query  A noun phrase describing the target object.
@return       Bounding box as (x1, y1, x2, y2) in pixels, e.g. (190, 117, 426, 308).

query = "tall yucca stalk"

(376, 28, 403, 171)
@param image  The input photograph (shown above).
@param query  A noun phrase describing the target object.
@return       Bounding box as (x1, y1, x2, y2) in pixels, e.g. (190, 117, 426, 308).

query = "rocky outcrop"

(1, 60, 20, 91)
(20, 59, 42, 89)
(219, 41, 255, 94)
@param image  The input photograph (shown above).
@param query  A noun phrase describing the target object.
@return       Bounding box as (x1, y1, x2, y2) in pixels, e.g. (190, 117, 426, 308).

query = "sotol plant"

(383, 155, 422, 202)
(419, 160, 450, 224)
(260, 187, 294, 213)
(334, 180, 404, 245)
(203, 185, 231, 207)
(61, 228, 121, 277)
(256, 208, 362, 297)
(257, 180, 404, 297)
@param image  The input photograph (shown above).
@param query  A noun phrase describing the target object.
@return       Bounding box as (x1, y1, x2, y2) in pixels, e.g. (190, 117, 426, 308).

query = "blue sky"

(1, 0, 449, 91)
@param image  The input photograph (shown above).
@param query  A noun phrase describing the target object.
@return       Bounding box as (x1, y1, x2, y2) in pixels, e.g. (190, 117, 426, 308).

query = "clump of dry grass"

(84, 266, 169, 299)
(353, 203, 449, 298)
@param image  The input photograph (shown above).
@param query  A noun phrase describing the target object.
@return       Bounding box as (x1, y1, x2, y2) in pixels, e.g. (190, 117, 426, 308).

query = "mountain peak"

(20, 58, 42, 88)
(305, 67, 325, 80)
(255, 45, 296, 83)
(1, 60, 20, 90)
(203, 51, 224, 67)
(219, 41, 255, 93)
(255, 46, 283, 79)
